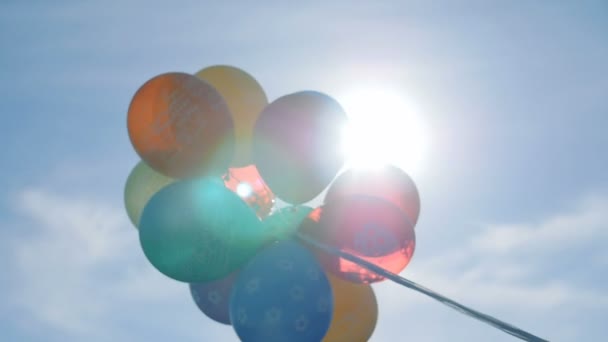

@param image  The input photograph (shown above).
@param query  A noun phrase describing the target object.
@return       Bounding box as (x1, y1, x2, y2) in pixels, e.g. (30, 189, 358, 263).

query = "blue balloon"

(189, 271, 239, 325)
(229, 240, 333, 341)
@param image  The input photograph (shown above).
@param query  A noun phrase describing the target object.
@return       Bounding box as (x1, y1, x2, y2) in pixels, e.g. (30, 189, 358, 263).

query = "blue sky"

(1, 1, 607, 341)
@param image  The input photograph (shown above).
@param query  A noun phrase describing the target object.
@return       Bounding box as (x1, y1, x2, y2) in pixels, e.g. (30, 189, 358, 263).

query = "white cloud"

(371, 194, 608, 341)
(471, 195, 608, 254)
(5, 187, 204, 340)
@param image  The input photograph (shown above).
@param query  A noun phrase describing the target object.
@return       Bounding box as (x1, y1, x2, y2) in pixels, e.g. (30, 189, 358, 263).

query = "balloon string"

(295, 232, 549, 342)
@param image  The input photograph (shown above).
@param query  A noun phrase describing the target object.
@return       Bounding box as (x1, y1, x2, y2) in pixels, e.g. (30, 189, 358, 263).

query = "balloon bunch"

(124, 65, 420, 342)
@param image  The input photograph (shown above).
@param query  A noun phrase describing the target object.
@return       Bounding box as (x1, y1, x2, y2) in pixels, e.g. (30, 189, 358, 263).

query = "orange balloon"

(223, 165, 275, 219)
(323, 274, 378, 342)
(127, 72, 234, 178)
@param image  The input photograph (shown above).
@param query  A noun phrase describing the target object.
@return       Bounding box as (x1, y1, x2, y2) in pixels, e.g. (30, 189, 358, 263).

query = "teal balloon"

(139, 178, 265, 283)
(262, 206, 314, 242)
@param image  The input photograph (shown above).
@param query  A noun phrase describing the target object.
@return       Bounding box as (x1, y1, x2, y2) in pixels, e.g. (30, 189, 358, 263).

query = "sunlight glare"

(338, 87, 429, 176)
(236, 182, 253, 198)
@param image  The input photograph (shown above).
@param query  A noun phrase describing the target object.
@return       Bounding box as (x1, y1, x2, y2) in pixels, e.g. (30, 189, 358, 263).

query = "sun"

(337, 87, 429, 176)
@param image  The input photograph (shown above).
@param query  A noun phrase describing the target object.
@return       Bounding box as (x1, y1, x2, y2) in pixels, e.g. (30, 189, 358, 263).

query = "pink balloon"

(252, 91, 348, 204)
(325, 165, 420, 226)
(300, 196, 415, 284)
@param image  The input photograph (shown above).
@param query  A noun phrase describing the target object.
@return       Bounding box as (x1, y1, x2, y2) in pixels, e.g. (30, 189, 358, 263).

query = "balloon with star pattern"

(229, 240, 333, 342)
(189, 271, 239, 325)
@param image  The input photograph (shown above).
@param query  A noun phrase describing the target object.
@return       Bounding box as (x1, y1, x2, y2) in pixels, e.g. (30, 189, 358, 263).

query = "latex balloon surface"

(124, 161, 173, 228)
(196, 65, 267, 167)
(139, 179, 265, 282)
(189, 271, 239, 325)
(323, 274, 378, 342)
(127, 72, 234, 178)
(224, 165, 274, 219)
(230, 240, 333, 342)
(253, 91, 348, 204)
(300, 197, 415, 283)
(325, 165, 420, 226)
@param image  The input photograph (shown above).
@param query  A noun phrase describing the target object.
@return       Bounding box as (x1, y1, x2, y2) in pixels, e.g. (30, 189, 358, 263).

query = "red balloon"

(223, 165, 275, 219)
(252, 91, 348, 204)
(300, 196, 415, 284)
(325, 165, 420, 226)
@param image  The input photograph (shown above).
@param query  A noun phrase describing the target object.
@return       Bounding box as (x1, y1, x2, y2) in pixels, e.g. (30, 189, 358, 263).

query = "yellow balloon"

(195, 65, 268, 167)
(124, 161, 174, 228)
(324, 274, 378, 342)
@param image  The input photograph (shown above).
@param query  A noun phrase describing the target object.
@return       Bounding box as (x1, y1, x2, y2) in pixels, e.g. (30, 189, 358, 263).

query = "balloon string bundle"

(296, 232, 549, 342)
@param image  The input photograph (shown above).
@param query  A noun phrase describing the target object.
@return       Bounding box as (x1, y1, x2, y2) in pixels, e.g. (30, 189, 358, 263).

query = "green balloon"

(139, 178, 265, 283)
(262, 205, 314, 242)
(124, 161, 174, 228)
